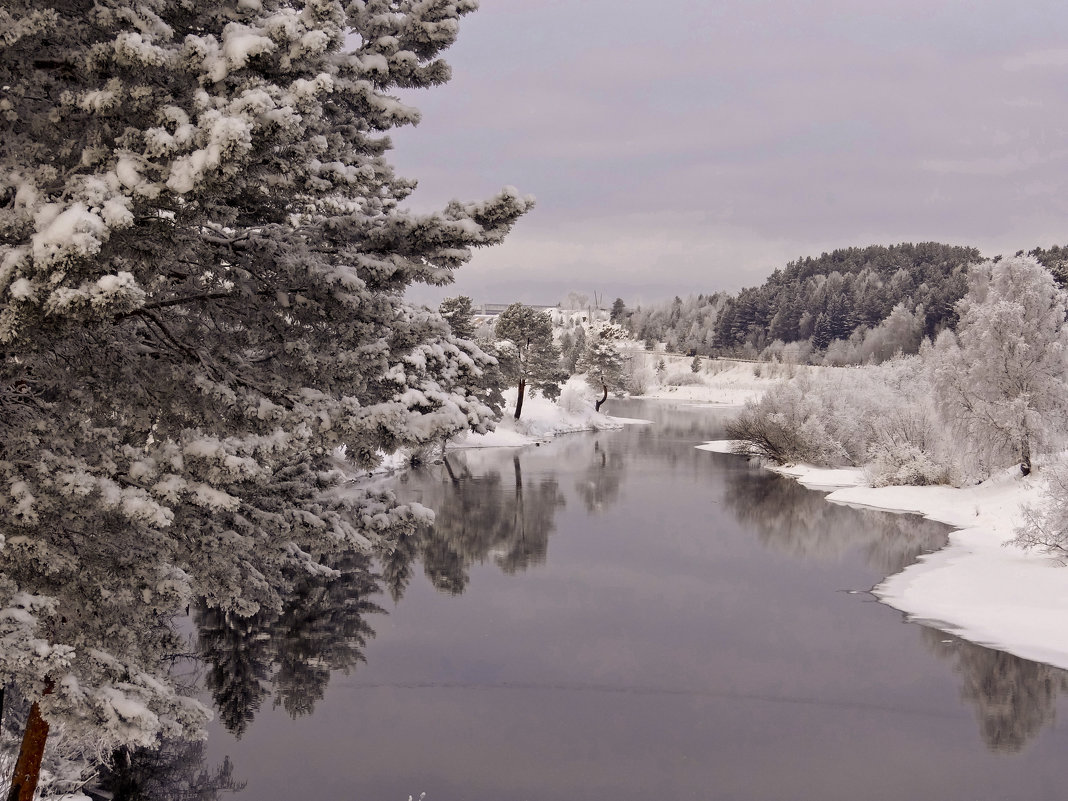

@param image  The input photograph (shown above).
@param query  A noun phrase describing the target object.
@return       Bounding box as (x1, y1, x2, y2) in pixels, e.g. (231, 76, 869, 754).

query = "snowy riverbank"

(699, 441, 1068, 671)
(449, 379, 647, 449)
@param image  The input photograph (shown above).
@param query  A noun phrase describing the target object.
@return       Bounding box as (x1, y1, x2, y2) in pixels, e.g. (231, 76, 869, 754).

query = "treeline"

(624, 243, 988, 361)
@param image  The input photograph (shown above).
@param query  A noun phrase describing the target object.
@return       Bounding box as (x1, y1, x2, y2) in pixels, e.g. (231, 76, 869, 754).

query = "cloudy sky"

(393, 0, 1068, 306)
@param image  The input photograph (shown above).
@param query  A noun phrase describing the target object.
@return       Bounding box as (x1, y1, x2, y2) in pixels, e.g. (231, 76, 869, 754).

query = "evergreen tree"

(563, 324, 586, 373)
(494, 304, 565, 419)
(610, 297, 626, 323)
(0, 1, 528, 793)
(812, 312, 833, 350)
(439, 296, 476, 339)
(576, 337, 624, 410)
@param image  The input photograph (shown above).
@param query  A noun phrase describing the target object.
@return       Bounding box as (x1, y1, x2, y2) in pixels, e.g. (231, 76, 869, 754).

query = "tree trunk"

(514, 379, 526, 420)
(7, 680, 54, 801)
(442, 453, 459, 484)
(1020, 438, 1032, 476)
(594, 381, 608, 413)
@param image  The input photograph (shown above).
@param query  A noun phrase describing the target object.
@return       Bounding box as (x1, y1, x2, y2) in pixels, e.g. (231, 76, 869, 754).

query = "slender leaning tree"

(0, 1, 529, 796)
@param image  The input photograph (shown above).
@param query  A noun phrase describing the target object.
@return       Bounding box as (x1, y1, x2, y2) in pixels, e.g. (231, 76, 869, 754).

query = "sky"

(392, 0, 1068, 307)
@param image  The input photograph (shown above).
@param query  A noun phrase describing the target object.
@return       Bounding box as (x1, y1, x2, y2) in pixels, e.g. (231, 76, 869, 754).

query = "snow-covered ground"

(626, 353, 794, 406)
(702, 442, 1068, 671)
(450, 378, 648, 449)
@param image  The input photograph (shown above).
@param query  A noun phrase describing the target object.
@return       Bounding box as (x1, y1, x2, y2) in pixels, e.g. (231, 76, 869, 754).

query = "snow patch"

(450, 379, 623, 449)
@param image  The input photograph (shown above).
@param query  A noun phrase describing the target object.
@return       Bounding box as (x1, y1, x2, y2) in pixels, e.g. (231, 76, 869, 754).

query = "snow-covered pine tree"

(575, 337, 624, 411)
(0, 1, 529, 794)
(563, 323, 586, 372)
(494, 303, 564, 420)
(439, 295, 476, 339)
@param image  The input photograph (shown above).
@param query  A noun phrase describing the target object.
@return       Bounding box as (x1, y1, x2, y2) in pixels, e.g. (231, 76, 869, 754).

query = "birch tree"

(931, 256, 1068, 476)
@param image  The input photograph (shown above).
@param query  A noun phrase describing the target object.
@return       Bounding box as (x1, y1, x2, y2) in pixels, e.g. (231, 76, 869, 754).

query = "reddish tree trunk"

(514, 379, 526, 420)
(7, 680, 53, 801)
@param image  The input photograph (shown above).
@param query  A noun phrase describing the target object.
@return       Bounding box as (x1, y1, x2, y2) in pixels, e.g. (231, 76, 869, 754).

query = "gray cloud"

(394, 0, 1068, 306)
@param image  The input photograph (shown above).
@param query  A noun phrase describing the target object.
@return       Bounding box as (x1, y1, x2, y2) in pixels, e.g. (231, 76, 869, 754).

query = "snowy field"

(625, 353, 795, 406)
(701, 442, 1068, 671)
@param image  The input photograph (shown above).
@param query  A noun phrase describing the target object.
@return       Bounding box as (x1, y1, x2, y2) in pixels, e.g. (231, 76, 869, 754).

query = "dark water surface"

(202, 400, 1068, 801)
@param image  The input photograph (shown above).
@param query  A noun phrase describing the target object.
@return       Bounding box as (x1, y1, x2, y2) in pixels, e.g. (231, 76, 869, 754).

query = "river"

(193, 399, 1068, 801)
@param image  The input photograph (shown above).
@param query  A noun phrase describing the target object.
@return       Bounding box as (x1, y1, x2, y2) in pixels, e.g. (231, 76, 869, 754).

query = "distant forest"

(619, 243, 1068, 364)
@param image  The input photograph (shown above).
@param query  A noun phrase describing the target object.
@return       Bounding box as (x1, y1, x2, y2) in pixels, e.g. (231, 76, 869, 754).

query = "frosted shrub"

(663, 370, 703, 386)
(625, 358, 654, 395)
(866, 441, 954, 487)
(558, 384, 593, 414)
(761, 340, 786, 361)
(822, 338, 853, 367)
(726, 362, 945, 472)
(864, 406, 955, 487)
(726, 379, 857, 466)
(728, 352, 963, 480)
(1015, 460, 1068, 558)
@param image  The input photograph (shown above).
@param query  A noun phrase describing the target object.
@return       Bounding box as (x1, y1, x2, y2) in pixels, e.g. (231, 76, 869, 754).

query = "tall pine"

(0, 1, 529, 793)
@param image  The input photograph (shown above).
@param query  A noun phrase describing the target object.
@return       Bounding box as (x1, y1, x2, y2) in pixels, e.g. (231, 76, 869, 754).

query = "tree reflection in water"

(194, 553, 382, 735)
(574, 439, 626, 513)
(400, 452, 567, 594)
(920, 628, 1068, 753)
(719, 454, 1068, 755)
(721, 462, 948, 575)
(177, 414, 1068, 792)
(96, 740, 245, 801)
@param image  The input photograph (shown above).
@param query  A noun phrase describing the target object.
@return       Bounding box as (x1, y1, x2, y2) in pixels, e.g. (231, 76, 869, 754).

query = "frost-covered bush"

(726, 377, 861, 466)
(727, 360, 954, 479)
(865, 444, 954, 487)
(865, 439, 955, 487)
(558, 383, 594, 414)
(663, 370, 703, 386)
(625, 357, 655, 395)
(1015, 459, 1068, 558)
(863, 401, 956, 486)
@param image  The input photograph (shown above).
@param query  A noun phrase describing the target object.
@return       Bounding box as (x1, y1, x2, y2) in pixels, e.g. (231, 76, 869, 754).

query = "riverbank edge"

(697, 440, 1068, 672)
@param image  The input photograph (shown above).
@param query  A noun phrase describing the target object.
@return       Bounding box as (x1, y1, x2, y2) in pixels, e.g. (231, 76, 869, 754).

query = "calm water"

(196, 399, 1068, 801)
